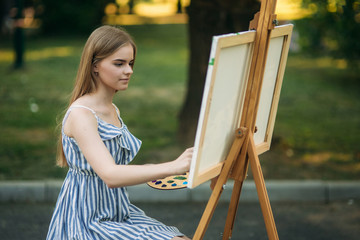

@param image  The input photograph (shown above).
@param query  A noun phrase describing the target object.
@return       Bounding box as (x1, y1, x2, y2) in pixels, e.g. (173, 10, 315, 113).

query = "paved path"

(1, 180, 360, 203)
(1, 200, 359, 240)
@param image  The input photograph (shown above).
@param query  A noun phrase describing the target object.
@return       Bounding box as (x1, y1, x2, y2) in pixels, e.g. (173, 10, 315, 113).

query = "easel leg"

(222, 146, 250, 240)
(193, 128, 248, 240)
(248, 136, 279, 240)
(222, 179, 244, 240)
(192, 175, 225, 240)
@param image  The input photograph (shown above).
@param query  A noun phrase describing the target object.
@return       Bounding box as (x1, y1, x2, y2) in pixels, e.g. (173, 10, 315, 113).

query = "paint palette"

(147, 172, 189, 190)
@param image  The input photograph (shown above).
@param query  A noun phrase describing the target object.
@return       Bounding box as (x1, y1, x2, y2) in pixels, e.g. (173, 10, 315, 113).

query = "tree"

(13, 0, 25, 69)
(178, 0, 260, 144)
(296, 0, 360, 68)
(40, 0, 111, 35)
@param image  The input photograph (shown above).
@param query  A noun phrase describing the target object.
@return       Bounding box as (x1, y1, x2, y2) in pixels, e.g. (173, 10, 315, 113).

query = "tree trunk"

(178, 0, 260, 145)
(13, 0, 24, 69)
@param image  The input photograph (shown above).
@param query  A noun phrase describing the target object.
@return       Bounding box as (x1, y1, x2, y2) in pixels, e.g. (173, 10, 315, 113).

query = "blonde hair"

(56, 25, 137, 167)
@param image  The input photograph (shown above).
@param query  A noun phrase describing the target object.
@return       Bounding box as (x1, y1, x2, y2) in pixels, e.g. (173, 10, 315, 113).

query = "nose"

(124, 64, 133, 75)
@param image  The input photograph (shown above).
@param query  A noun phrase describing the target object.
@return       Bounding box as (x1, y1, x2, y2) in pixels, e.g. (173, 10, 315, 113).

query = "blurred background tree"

(40, 0, 111, 35)
(295, 0, 360, 69)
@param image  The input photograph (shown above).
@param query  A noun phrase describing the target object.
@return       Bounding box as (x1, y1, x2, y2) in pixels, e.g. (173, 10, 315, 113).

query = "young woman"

(46, 25, 193, 240)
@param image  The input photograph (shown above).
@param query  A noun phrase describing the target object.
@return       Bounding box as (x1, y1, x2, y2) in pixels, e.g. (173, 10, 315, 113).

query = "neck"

(90, 86, 116, 107)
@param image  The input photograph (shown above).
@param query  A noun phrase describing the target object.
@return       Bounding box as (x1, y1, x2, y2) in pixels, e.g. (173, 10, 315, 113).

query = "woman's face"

(94, 43, 134, 92)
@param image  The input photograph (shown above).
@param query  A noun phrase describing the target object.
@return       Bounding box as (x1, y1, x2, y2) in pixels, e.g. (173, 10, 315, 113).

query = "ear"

(93, 63, 99, 74)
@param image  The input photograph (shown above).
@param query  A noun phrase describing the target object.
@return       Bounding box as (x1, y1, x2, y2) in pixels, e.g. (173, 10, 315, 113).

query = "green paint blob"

(209, 58, 215, 66)
(174, 176, 186, 180)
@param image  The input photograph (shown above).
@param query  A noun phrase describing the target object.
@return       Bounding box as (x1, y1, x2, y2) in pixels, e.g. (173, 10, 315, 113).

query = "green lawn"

(260, 56, 360, 180)
(0, 24, 359, 180)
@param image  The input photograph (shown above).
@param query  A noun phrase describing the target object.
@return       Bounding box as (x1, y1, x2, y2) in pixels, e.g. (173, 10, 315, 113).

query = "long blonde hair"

(56, 25, 137, 167)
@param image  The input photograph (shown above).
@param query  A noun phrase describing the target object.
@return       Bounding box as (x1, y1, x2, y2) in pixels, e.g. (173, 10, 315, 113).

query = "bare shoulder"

(64, 106, 98, 138)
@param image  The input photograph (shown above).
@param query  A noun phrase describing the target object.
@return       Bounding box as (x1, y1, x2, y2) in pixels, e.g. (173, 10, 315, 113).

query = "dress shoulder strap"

(112, 103, 120, 117)
(62, 105, 97, 126)
(70, 105, 97, 115)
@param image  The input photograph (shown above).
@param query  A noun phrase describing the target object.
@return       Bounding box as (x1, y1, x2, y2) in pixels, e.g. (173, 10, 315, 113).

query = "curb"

(0, 180, 359, 203)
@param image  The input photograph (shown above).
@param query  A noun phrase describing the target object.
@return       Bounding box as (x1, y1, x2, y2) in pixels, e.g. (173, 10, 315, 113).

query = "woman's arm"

(65, 108, 193, 188)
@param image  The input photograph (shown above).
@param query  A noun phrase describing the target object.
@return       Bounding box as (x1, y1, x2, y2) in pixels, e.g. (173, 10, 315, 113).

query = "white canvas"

(188, 31, 254, 189)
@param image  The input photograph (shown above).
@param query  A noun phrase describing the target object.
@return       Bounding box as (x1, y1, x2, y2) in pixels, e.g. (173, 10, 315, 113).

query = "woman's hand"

(170, 147, 194, 175)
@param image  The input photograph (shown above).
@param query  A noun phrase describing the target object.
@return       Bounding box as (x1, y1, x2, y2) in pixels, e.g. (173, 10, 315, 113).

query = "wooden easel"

(193, 0, 280, 239)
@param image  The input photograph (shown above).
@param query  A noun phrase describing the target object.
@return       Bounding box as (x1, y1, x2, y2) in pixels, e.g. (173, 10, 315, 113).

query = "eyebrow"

(113, 59, 134, 62)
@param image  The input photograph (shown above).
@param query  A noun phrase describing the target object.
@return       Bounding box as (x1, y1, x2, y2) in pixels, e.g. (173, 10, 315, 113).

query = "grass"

(260, 56, 360, 180)
(0, 24, 359, 180)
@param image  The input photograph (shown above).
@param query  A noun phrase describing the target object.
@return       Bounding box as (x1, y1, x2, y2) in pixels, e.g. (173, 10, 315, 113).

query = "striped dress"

(47, 105, 184, 240)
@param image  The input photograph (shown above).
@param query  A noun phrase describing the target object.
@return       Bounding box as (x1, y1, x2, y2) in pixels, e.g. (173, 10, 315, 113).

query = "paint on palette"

(147, 172, 189, 190)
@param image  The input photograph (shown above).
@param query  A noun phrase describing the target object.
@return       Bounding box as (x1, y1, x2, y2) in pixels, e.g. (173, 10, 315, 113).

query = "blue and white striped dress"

(47, 105, 184, 239)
